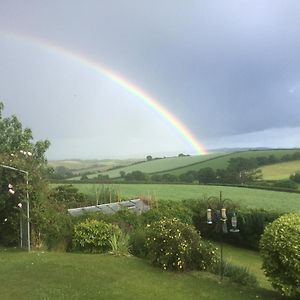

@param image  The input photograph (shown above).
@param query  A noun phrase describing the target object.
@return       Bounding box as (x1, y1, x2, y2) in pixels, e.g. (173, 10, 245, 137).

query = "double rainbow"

(1, 32, 208, 155)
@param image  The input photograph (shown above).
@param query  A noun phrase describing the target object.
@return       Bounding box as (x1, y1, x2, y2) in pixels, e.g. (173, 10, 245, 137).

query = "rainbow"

(1, 32, 208, 155)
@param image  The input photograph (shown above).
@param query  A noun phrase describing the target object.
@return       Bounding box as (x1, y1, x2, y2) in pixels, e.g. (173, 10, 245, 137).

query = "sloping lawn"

(0, 250, 282, 300)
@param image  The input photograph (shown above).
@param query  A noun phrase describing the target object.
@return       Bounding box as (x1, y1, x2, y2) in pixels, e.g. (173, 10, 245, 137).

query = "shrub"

(31, 201, 73, 251)
(210, 261, 258, 287)
(73, 219, 120, 253)
(129, 228, 148, 258)
(145, 218, 218, 271)
(141, 200, 193, 226)
(260, 213, 300, 297)
(109, 230, 130, 256)
(272, 180, 298, 190)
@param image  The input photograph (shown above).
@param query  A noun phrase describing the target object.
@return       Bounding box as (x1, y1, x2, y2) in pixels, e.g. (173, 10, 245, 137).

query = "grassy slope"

(66, 149, 300, 180)
(69, 183, 300, 212)
(260, 160, 300, 180)
(0, 250, 281, 300)
(49, 159, 142, 174)
(78, 153, 222, 179)
(164, 149, 300, 175)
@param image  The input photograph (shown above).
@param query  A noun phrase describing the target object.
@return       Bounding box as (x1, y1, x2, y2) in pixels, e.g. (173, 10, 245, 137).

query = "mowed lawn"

(0, 250, 282, 300)
(260, 160, 300, 180)
(69, 183, 300, 212)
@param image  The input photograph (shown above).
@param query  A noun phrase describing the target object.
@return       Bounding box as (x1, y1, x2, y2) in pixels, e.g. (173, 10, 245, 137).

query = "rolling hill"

(260, 160, 300, 180)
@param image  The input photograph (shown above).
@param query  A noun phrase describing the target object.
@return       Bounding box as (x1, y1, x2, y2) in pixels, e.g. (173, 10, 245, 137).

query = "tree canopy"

(0, 102, 51, 245)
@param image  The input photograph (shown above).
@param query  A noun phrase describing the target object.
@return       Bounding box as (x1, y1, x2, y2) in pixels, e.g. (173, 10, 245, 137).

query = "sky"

(1, 0, 300, 159)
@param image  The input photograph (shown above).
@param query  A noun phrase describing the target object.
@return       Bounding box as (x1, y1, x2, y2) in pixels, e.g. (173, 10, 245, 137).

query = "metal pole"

(26, 172, 30, 252)
(0, 164, 30, 251)
(20, 208, 23, 248)
(220, 227, 224, 281)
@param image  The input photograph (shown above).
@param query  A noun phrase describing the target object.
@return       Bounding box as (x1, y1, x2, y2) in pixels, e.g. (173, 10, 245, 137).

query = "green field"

(66, 149, 300, 180)
(0, 249, 281, 300)
(66, 183, 300, 212)
(49, 158, 142, 175)
(164, 149, 300, 175)
(69, 153, 222, 179)
(261, 160, 300, 180)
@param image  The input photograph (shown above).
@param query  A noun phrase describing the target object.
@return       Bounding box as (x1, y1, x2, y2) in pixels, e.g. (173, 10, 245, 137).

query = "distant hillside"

(69, 153, 223, 180)
(160, 149, 300, 176)
(64, 149, 300, 181)
(260, 160, 300, 180)
(49, 158, 142, 175)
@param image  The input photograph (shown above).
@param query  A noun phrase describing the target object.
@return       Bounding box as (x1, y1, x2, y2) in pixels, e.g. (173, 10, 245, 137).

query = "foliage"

(109, 230, 130, 256)
(141, 200, 193, 226)
(210, 261, 258, 287)
(260, 213, 300, 297)
(145, 217, 218, 271)
(187, 196, 282, 250)
(290, 171, 300, 183)
(129, 228, 148, 258)
(0, 102, 50, 246)
(31, 201, 73, 251)
(96, 185, 121, 204)
(48, 184, 90, 208)
(73, 219, 121, 253)
(272, 179, 298, 189)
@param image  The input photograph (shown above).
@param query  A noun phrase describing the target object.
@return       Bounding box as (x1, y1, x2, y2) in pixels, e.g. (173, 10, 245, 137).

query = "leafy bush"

(260, 213, 300, 297)
(31, 201, 73, 251)
(73, 219, 120, 253)
(210, 261, 258, 287)
(141, 200, 193, 226)
(272, 180, 298, 190)
(129, 228, 148, 258)
(145, 218, 218, 271)
(290, 171, 300, 183)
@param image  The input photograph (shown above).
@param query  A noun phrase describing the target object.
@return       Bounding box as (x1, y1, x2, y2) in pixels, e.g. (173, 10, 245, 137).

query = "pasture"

(164, 149, 300, 175)
(71, 153, 221, 179)
(260, 160, 300, 180)
(67, 183, 300, 212)
(0, 249, 281, 300)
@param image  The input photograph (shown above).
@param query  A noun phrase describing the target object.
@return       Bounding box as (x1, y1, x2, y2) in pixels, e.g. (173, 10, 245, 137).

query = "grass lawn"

(67, 183, 300, 212)
(0, 249, 283, 300)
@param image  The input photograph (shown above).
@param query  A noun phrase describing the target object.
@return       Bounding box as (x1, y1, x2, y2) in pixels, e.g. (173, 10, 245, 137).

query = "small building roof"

(67, 198, 150, 217)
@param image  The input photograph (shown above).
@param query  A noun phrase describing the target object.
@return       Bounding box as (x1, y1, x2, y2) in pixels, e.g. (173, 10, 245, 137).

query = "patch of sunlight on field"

(261, 161, 300, 180)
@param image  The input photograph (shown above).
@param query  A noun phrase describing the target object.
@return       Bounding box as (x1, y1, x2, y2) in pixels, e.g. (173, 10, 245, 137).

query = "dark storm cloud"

(1, 0, 300, 157)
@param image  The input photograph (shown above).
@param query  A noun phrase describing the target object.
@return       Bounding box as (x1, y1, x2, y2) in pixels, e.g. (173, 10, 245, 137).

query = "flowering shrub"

(260, 213, 300, 297)
(73, 219, 121, 253)
(145, 218, 218, 271)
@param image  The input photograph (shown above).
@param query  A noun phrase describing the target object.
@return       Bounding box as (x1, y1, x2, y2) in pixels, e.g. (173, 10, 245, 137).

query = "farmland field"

(163, 149, 300, 175)
(71, 153, 222, 179)
(49, 158, 142, 175)
(260, 160, 300, 180)
(64, 183, 300, 212)
(0, 249, 281, 300)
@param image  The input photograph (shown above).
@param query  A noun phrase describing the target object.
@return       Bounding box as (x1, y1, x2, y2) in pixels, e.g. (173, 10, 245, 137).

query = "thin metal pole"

(20, 208, 23, 248)
(220, 230, 224, 281)
(26, 172, 30, 252)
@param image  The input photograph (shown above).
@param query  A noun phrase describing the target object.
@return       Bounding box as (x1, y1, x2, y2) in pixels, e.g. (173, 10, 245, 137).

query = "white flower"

(27, 151, 32, 156)
(4, 218, 7, 222)
(8, 184, 13, 189)
(17, 203, 22, 208)
(9, 189, 15, 195)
